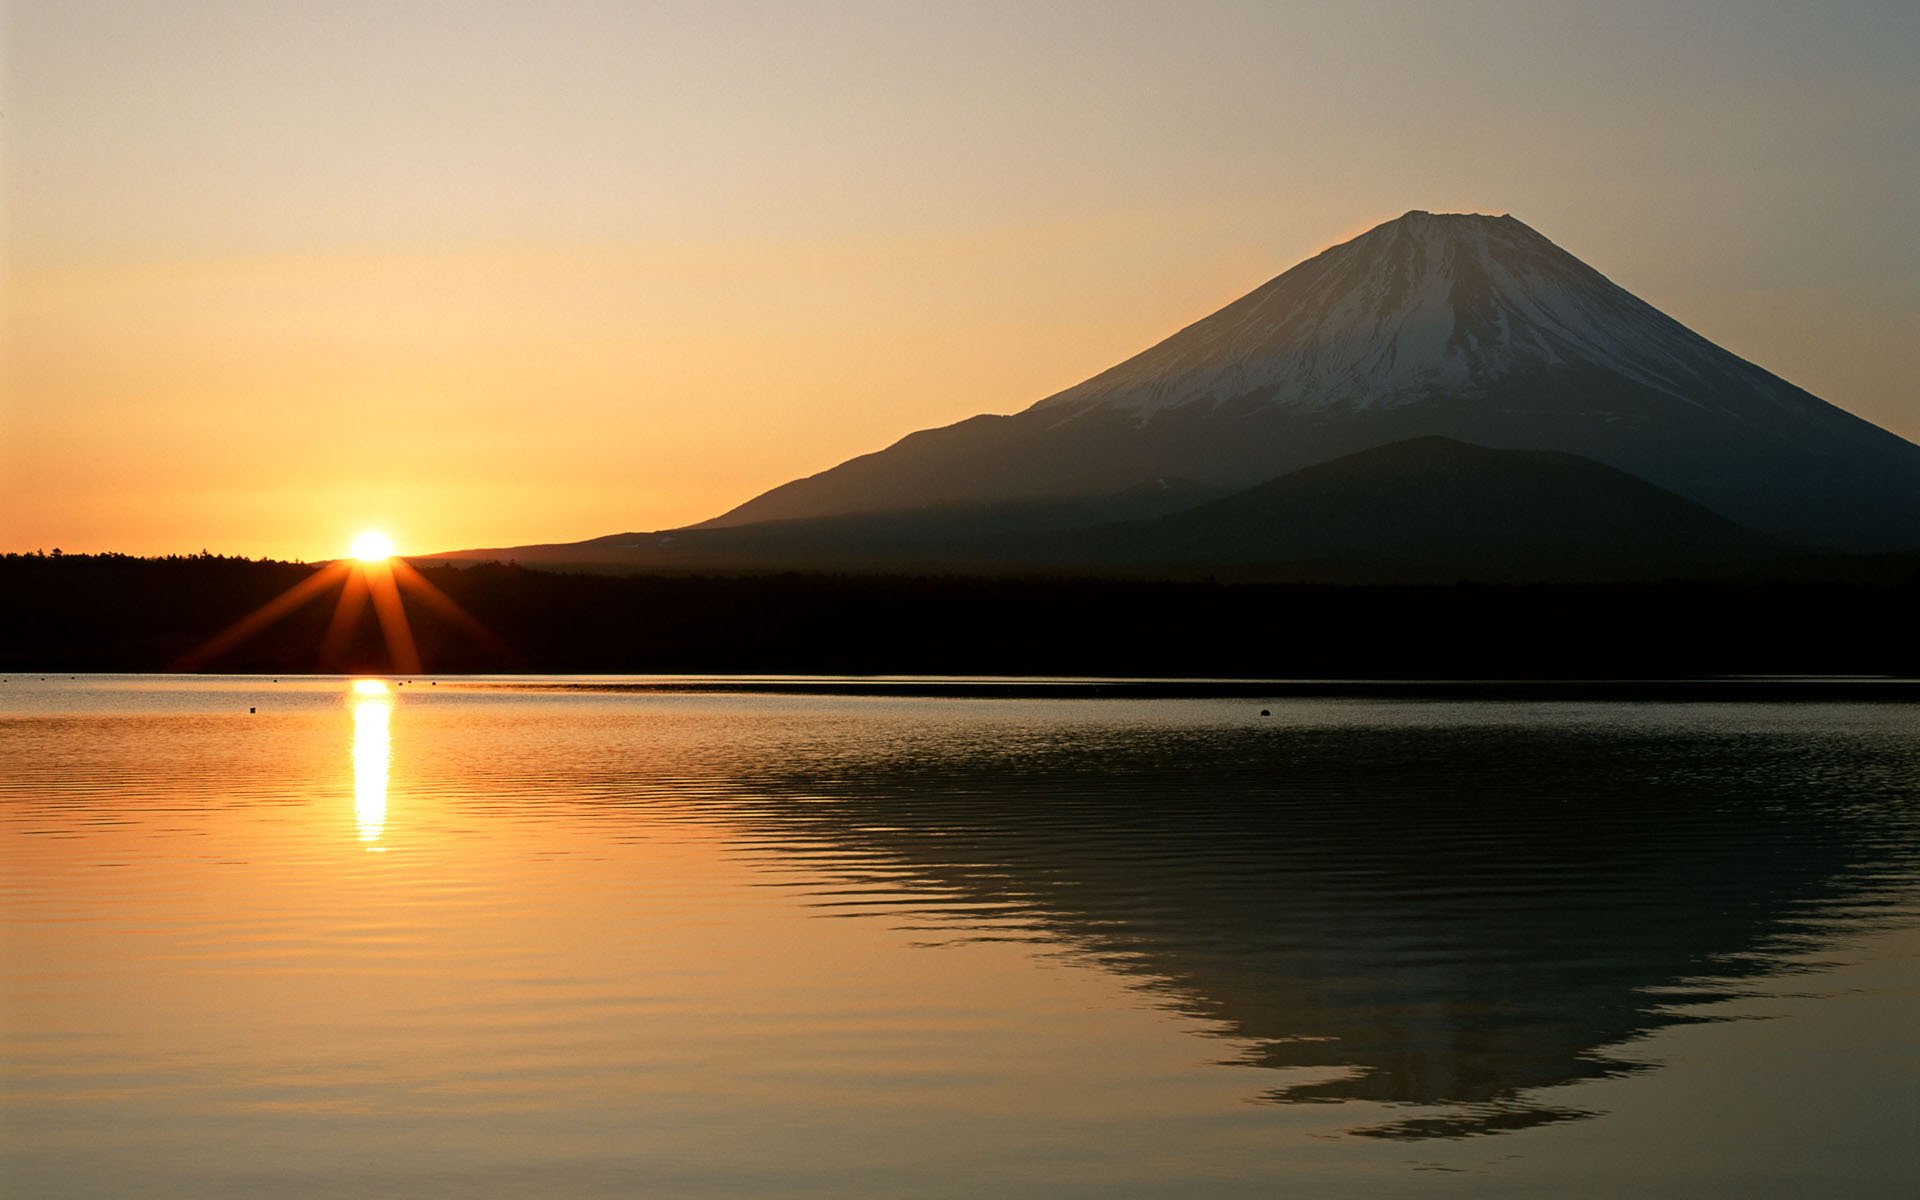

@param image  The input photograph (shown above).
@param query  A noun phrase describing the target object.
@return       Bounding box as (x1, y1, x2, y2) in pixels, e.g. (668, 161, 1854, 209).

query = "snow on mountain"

(1032, 212, 1800, 423)
(692, 211, 1920, 551)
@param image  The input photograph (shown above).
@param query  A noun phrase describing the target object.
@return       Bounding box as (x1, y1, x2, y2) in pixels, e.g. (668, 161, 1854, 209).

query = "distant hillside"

(433, 438, 1786, 581)
(1063, 437, 1781, 580)
(431, 480, 1228, 574)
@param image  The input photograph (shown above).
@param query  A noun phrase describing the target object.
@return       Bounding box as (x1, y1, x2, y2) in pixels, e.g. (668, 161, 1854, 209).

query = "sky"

(3, 0, 1916, 560)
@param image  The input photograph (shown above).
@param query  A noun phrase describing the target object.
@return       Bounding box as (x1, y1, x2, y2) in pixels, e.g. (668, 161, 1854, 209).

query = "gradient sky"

(4, 0, 1916, 560)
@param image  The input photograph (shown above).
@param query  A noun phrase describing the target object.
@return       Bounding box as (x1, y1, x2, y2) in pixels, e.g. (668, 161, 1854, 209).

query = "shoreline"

(11, 673, 1920, 703)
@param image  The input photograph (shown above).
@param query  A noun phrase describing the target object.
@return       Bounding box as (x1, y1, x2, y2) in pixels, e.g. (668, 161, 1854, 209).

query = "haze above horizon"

(4, 1, 1916, 561)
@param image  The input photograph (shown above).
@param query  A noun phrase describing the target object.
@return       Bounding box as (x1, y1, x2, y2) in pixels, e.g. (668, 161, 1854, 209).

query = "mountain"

(1064, 437, 1780, 579)
(431, 479, 1228, 571)
(434, 438, 1785, 581)
(699, 211, 1920, 552)
(714, 716, 1916, 1137)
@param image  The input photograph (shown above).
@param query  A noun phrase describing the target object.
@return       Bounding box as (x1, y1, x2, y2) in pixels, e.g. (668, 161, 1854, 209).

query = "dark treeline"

(1, 552, 1916, 677)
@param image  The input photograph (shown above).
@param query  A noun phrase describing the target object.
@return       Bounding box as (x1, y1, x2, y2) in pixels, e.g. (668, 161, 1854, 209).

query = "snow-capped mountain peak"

(693, 209, 1920, 551)
(1031, 211, 1746, 423)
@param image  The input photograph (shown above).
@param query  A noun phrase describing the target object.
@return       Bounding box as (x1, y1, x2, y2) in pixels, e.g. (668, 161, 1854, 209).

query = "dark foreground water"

(2, 676, 1916, 1197)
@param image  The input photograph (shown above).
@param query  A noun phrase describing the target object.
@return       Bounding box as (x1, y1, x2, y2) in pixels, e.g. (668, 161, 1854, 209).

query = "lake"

(3, 675, 1916, 1197)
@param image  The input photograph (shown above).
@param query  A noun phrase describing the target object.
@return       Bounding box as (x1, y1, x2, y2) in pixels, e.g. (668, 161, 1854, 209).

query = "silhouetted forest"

(1, 551, 1915, 677)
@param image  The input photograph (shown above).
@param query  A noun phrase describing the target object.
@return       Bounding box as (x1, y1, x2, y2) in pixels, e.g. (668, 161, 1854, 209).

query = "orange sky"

(4, 2, 1916, 561)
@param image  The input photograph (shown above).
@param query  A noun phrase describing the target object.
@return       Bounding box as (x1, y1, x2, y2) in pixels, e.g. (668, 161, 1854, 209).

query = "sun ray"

(389, 559, 515, 663)
(175, 561, 351, 670)
(173, 535, 505, 672)
(361, 559, 422, 675)
(318, 568, 371, 668)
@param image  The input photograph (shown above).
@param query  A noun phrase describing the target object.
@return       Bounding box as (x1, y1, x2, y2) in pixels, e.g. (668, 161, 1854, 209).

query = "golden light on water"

(351, 682, 391, 846)
(350, 531, 397, 562)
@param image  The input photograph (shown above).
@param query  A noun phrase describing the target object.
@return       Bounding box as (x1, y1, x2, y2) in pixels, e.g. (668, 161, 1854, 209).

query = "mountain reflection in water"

(702, 711, 1920, 1139)
(6, 680, 1917, 1196)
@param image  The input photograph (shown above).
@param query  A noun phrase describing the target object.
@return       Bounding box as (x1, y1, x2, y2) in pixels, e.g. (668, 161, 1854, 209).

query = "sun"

(179, 527, 501, 674)
(349, 531, 397, 562)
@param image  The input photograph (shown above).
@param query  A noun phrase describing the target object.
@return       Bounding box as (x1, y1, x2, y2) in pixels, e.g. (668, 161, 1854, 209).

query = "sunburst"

(176, 534, 505, 671)
(349, 530, 397, 562)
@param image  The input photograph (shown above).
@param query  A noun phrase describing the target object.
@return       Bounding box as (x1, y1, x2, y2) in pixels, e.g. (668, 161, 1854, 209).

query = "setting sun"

(349, 531, 396, 562)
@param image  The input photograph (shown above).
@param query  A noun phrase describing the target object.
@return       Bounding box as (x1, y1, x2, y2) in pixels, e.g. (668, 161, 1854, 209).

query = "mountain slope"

(701, 211, 1920, 551)
(1065, 437, 1781, 579)
(432, 438, 1789, 581)
(432, 481, 1226, 570)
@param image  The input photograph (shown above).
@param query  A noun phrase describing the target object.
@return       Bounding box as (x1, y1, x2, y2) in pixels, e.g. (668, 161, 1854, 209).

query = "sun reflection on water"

(351, 680, 391, 847)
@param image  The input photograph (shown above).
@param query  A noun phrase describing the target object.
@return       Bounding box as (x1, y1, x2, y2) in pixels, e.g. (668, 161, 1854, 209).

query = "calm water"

(3, 675, 1917, 1197)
